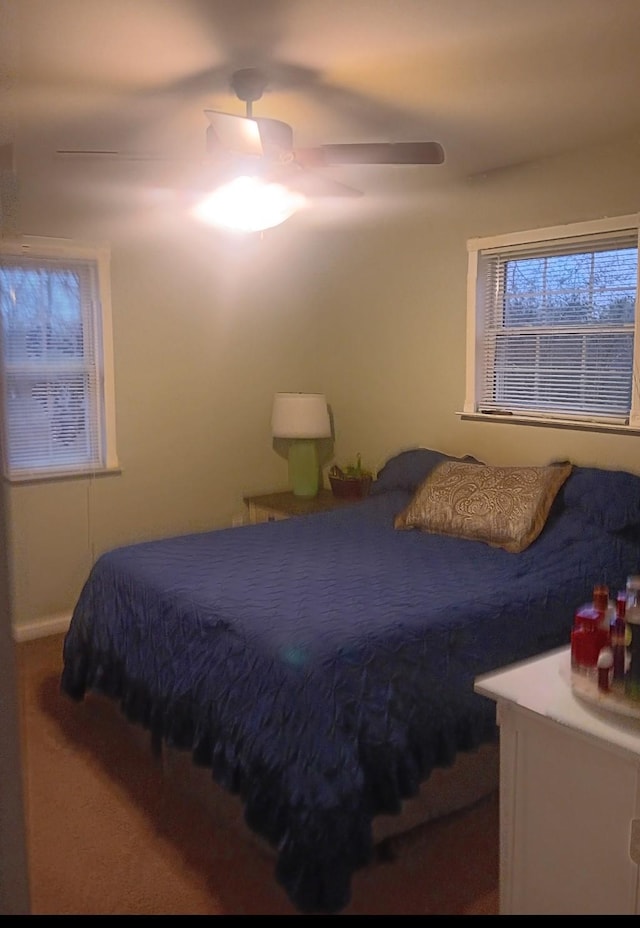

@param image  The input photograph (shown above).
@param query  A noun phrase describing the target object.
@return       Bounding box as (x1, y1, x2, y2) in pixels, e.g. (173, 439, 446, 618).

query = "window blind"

(0, 254, 105, 478)
(477, 229, 638, 423)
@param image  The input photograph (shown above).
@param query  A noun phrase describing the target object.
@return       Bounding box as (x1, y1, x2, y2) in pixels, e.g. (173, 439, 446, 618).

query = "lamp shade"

(271, 393, 331, 439)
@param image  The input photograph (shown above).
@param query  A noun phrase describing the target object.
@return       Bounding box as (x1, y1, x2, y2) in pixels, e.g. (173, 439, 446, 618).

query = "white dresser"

(475, 646, 640, 915)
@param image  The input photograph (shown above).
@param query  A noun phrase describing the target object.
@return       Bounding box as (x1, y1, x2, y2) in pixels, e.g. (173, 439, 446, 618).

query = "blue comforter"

(61, 487, 640, 912)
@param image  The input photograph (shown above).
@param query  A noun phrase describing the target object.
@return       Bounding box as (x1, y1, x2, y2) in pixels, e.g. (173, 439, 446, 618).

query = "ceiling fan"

(201, 68, 445, 198)
(56, 68, 445, 196)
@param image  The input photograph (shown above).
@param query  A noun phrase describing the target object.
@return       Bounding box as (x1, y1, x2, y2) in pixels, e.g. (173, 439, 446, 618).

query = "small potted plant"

(328, 453, 373, 499)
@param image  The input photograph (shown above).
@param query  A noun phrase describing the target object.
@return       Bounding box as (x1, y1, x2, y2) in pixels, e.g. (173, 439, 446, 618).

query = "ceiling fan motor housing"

(230, 68, 268, 104)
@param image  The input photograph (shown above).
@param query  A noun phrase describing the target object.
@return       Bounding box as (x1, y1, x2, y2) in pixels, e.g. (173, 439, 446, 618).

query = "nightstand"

(243, 488, 363, 524)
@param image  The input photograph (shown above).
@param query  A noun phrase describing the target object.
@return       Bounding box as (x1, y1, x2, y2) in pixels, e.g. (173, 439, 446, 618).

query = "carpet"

(18, 633, 499, 915)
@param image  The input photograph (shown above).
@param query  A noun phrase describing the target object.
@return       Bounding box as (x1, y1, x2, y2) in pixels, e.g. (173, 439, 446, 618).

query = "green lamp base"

(288, 439, 320, 498)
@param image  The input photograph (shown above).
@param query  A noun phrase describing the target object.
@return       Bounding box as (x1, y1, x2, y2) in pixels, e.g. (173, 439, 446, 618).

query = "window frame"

(463, 214, 640, 433)
(0, 235, 119, 482)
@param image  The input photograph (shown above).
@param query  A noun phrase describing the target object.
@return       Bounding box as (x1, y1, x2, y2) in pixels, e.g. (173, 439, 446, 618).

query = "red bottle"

(593, 584, 612, 645)
(571, 606, 607, 673)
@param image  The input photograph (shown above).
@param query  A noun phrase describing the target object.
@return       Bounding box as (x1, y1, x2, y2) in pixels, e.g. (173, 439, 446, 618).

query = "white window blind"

(469, 220, 639, 426)
(0, 240, 118, 480)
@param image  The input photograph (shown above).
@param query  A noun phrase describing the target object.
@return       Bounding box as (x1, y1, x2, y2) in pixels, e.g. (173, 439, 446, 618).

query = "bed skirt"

(160, 737, 499, 853)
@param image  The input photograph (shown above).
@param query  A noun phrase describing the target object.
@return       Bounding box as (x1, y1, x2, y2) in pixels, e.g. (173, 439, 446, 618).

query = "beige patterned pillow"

(394, 461, 572, 553)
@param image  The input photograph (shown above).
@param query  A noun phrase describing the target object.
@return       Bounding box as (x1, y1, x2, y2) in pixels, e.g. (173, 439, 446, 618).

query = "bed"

(61, 449, 640, 913)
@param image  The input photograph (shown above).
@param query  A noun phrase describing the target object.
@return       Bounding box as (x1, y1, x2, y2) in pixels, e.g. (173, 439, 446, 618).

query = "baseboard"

(13, 612, 72, 643)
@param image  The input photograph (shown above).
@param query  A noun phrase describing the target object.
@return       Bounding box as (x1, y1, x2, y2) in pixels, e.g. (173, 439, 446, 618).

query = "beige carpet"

(17, 633, 499, 915)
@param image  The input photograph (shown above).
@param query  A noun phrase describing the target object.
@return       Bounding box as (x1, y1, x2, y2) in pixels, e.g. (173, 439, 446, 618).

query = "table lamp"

(271, 393, 332, 498)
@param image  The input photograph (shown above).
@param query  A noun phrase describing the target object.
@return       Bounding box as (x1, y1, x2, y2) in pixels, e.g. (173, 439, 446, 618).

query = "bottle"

(592, 584, 609, 615)
(592, 584, 612, 648)
(571, 605, 604, 675)
(610, 590, 627, 684)
(597, 647, 614, 693)
(625, 576, 640, 701)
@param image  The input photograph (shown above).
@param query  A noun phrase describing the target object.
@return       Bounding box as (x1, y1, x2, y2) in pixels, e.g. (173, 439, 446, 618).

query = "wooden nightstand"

(244, 488, 363, 524)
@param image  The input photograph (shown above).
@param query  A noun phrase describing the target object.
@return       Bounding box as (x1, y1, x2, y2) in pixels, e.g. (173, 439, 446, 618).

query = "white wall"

(10, 155, 337, 630)
(8, 131, 640, 635)
(310, 133, 640, 476)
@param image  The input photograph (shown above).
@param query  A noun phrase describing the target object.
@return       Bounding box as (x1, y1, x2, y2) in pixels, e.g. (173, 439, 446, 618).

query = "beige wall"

(9, 132, 640, 634)
(312, 134, 640, 475)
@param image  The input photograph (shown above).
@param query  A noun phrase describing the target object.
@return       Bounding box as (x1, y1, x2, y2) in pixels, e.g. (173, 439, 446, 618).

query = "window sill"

(5, 464, 122, 485)
(457, 411, 640, 436)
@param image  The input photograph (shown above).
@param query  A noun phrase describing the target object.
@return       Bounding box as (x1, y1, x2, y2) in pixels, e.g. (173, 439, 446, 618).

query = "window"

(464, 215, 640, 430)
(0, 236, 118, 480)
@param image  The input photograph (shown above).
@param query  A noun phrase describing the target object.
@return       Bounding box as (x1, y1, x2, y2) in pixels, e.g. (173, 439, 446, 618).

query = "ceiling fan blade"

(204, 110, 264, 158)
(297, 141, 445, 167)
(55, 149, 178, 161)
(204, 110, 297, 162)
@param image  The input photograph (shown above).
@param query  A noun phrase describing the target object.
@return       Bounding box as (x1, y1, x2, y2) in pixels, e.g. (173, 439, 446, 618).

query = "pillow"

(394, 460, 573, 553)
(371, 448, 481, 496)
(562, 465, 640, 533)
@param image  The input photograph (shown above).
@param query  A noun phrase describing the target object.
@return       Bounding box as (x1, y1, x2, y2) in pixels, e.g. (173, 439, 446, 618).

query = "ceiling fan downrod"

(230, 68, 268, 118)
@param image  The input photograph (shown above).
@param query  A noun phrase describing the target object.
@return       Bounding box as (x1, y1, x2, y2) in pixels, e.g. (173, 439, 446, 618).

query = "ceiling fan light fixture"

(191, 174, 306, 233)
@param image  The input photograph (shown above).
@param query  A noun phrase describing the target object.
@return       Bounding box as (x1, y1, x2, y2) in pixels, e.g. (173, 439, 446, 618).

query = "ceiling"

(4, 0, 640, 218)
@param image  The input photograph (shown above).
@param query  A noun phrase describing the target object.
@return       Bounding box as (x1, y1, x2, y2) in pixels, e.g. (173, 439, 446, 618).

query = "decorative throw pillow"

(394, 461, 573, 553)
(370, 447, 482, 496)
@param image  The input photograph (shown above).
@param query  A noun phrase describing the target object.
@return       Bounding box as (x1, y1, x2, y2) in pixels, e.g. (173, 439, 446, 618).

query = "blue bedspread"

(61, 487, 640, 912)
